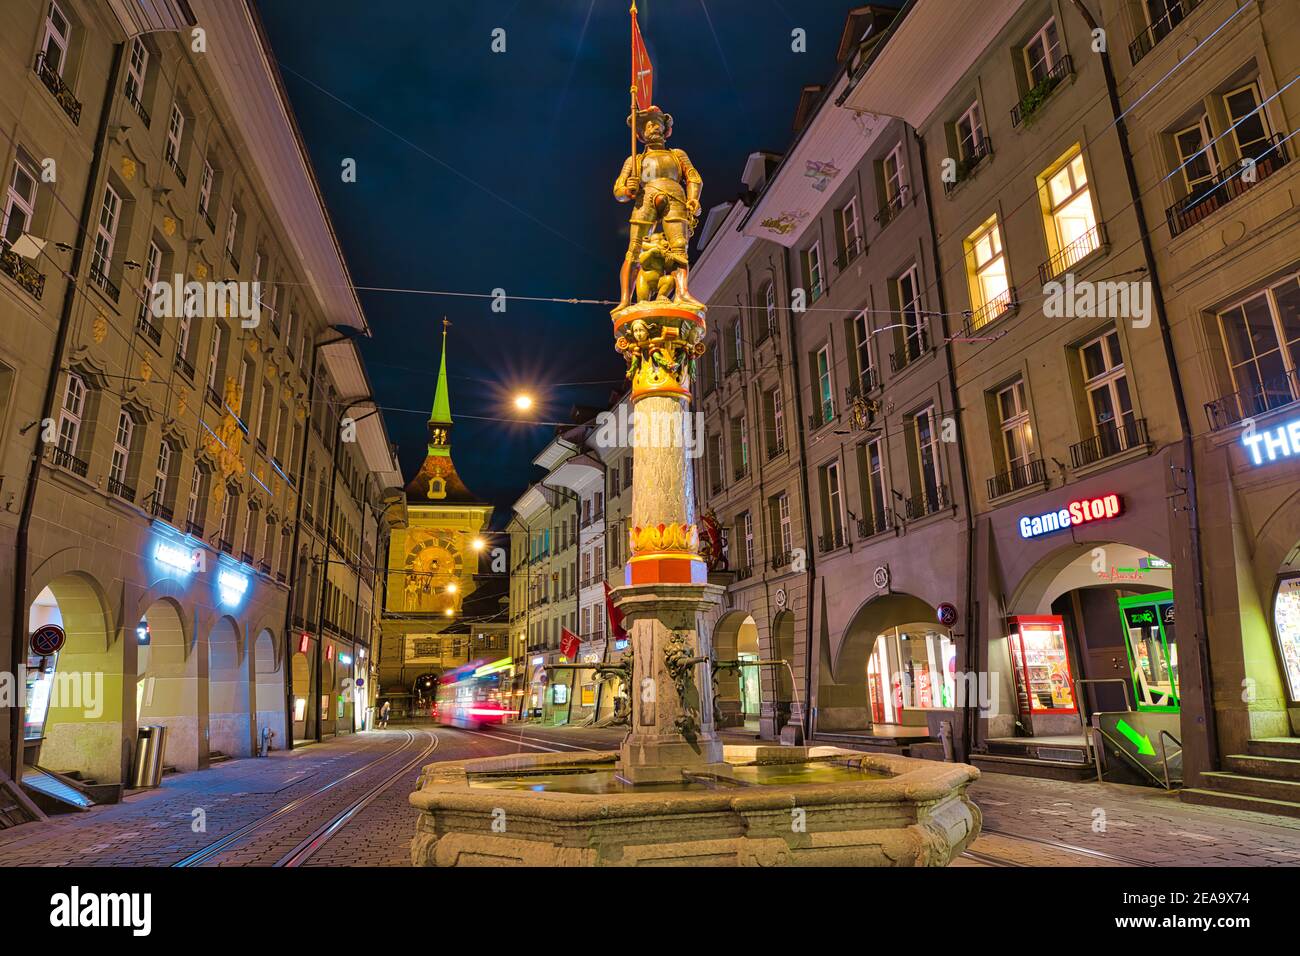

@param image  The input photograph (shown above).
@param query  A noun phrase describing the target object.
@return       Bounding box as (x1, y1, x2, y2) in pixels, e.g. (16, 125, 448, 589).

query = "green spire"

(431, 318, 452, 426)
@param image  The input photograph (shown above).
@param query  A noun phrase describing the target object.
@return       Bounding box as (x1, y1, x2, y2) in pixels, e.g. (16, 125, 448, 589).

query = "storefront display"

(1008, 616, 1077, 715)
(1118, 591, 1178, 711)
(865, 625, 957, 724)
(1273, 575, 1300, 701)
(738, 652, 760, 725)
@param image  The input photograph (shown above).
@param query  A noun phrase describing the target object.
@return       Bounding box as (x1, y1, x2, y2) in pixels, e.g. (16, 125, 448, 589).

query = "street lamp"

(513, 393, 534, 411)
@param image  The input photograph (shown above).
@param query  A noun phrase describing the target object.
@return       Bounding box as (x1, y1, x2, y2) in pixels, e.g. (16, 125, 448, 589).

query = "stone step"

(1246, 737, 1300, 759)
(969, 753, 1094, 782)
(1180, 787, 1300, 820)
(1200, 771, 1300, 803)
(1224, 754, 1300, 780)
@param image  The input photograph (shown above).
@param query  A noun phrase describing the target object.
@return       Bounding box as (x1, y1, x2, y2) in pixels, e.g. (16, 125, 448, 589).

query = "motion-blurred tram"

(434, 657, 515, 729)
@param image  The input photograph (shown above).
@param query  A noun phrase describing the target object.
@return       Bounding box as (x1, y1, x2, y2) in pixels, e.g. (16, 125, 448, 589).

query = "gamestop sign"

(1019, 494, 1123, 539)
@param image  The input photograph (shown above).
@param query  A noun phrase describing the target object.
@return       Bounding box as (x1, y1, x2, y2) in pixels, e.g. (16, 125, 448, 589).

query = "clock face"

(402, 530, 464, 611)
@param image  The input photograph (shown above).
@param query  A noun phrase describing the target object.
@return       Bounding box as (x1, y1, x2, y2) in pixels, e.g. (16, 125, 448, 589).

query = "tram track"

(172, 729, 437, 867)
(964, 827, 1158, 867)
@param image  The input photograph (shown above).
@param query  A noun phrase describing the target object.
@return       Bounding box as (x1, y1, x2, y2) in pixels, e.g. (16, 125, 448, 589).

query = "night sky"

(256, 0, 898, 520)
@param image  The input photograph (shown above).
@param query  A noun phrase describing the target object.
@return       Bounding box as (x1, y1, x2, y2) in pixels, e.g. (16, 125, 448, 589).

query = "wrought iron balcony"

(227, 248, 241, 272)
(136, 314, 163, 346)
(710, 478, 724, 495)
(733, 462, 749, 481)
(186, 519, 204, 537)
(766, 437, 786, 461)
(219, 538, 233, 555)
(874, 185, 910, 228)
(818, 527, 847, 553)
(890, 322, 931, 373)
(34, 52, 81, 124)
(987, 458, 1047, 500)
(1205, 369, 1300, 432)
(0, 240, 46, 301)
(1039, 221, 1108, 284)
(1129, 0, 1202, 65)
(857, 509, 894, 539)
(206, 385, 222, 408)
(49, 445, 88, 477)
(770, 551, 793, 571)
(276, 570, 287, 584)
(1167, 135, 1290, 238)
(809, 402, 835, 431)
(1069, 417, 1149, 469)
(201, 208, 215, 234)
(1011, 56, 1073, 127)
(241, 550, 255, 565)
(149, 498, 174, 522)
(733, 565, 753, 581)
(905, 484, 950, 520)
(943, 138, 994, 195)
(833, 235, 865, 271)
(965, 289, 1017, 334)
(124, 85, 150, 127)
(165, 146, 187, 186)
(89, 263, 120, 302)
(258, 560, 272, 575)
(108, 476, 135, 502)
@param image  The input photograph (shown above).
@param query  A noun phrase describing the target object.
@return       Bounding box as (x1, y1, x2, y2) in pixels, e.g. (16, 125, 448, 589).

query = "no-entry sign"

(30, 624, 66, 656)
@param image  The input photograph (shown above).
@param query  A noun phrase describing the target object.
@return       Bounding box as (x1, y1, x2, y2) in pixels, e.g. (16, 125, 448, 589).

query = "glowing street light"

(513, 393, 534, 411)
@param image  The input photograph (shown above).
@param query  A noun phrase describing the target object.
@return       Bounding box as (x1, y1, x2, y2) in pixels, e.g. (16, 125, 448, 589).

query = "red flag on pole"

(631, 3, 653, 112)
(560, 627, 581, 661)
(604, 581, 628, 642)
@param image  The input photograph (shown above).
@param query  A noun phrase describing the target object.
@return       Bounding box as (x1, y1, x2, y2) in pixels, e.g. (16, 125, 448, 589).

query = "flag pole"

(629, 2, 639, 175)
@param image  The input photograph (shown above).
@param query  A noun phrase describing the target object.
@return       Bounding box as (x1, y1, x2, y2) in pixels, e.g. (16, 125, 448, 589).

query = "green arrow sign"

(1116, 719, 1156, 756)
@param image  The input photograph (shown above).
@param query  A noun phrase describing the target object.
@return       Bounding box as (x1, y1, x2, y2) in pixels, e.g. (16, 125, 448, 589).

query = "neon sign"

(217, 568, 249, 606)
(155, 541, 201, 574)
(1242, 418, 1300, 466)
(1018, 493, 1122, 539)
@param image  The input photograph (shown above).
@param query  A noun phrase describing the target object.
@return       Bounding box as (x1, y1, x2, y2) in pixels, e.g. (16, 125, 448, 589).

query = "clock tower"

(378, 321, 493, 712)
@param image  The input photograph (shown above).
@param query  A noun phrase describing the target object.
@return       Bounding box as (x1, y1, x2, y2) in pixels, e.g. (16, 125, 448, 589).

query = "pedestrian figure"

(378, 700, 391, 729)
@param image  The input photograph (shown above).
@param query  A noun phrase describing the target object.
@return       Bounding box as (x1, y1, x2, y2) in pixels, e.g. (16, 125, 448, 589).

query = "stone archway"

(290, 650, 311, 742)
(250, 628, 285, 750)
(25, 573, 123, 784)
(136, 597, 200, 770)
(770, 610, 797, 737)
(712, 611, 758, 729)
(208, 616, 251, 758)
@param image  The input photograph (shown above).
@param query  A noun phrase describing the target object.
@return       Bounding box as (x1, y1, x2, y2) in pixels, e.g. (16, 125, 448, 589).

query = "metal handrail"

(1159, 729, 1182, 791)
(1073, 677, 1133, 766)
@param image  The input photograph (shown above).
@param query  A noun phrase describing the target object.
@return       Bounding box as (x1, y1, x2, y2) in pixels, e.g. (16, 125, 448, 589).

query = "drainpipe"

(913, 129, 977, 762)
(1068, 0, 1218, 772)
(779, 248, 817, 744)
(9, 42, 126, 779)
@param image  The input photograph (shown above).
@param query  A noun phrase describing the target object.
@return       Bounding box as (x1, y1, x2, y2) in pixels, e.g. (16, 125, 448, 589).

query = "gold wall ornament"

(194, 263, 208, 280)
(139, 357, 152, 383)
(120, 156, 136, 181)
(295, 403, 306, 422)
(92, 313, 108, 344)
(162, 216, 177, 237)
(280, 383, 293, 403)
(245, 337, 258, 355)
(177, 394, 187, 416)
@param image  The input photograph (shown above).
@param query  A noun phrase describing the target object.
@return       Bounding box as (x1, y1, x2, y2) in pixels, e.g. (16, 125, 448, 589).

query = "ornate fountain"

(409, 40, 981, 866)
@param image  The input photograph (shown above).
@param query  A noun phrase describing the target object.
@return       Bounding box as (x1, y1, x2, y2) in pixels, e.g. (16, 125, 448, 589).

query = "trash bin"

(130, 725, 168, 789)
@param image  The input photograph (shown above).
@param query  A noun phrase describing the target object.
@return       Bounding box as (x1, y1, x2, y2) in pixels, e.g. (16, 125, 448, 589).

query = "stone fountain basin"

(410, 745, 981, 867)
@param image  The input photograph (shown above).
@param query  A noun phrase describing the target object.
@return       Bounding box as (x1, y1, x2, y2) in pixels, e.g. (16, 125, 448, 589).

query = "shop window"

(867, 626, 957, 722)
(1118, 592, 1178, 710)
(1274, 576, 1300, 702)
(1009, 616, 1077, 714)
(964, 214, 1012, 328)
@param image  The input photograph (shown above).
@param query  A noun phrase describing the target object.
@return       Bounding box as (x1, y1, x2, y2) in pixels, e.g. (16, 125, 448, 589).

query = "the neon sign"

(217, 568, 249, 606)
(1018, 493, 1122, 539)
(155, 541, 201, 574)
(1242, 418, 1300, 466)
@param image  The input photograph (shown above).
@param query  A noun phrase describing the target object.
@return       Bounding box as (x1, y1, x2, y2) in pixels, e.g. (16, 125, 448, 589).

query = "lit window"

(1040, 148, 1099, 272)
(964, 215, 1011, 327)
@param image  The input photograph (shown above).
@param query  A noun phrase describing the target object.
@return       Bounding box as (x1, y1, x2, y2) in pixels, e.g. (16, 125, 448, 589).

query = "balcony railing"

(176, 351, 195, 381)
(770, 551, 793, 571)
(965, 289, 1017, 334)
(1205, 368, 1300, 431)
(905, 483, 950, 520)
(1011, 55, 1073, 127)
(733, 463, 749, 481)
(809, 402, 834, 431)
(1129, 0, 1203, 65)
(124, 85, 151, 127)
(276, 570, 287, 584)
(944, 138, 994, 195)
(889, 321, 931, 373)
(219, 538, 234, 555)
(874, 185, 910, 229)
(34, 52, 82, 124)
(186, 519, 204, 537)
(241, 550, 255, 565)
(164, 147, 187, 186)
(857, 509, 894, 539)
(766, 437, 786, 461)
(987, 458, 1047, 500)
(201, 207, 215, 234)
(206, 385, 222, 408)
(227, 248, 241, 272)
(0, 240, 46, 301)
(818, 527, 847, 553)
(734, 565, 753, 581)
(136, 314, 163, 346)
(1166, 135, 1291, 238)
(709, 478, 723, 495)
(1069, 417, 1149, 469)
(258, 559, 272, 574)
(49, 445, 88, 477)
(107, 476, 135, 502)
(149, 498, 174, 522)
(89, 263, 120, 302)
(834, 235, 865, 271)
(1039, 221, 1108, 284)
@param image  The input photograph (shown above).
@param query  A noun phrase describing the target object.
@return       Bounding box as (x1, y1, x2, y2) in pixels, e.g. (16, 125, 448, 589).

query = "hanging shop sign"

(154, 540, 203, 574)
(30, 624, 66, 656)
(1241, 417, 1300, 467)
(1018, 493, 1122, 539)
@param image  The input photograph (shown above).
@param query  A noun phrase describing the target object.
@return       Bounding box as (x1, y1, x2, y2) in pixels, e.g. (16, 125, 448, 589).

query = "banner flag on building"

(560, 627, 581, 661)
(604, 581, 628, 642)
(631, 2, 653, 111)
